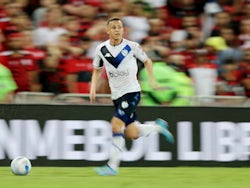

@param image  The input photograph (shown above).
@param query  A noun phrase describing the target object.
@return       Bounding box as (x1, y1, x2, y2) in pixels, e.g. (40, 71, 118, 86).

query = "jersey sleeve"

(132, 42, 148, 63)
(93, 45, 104, 69)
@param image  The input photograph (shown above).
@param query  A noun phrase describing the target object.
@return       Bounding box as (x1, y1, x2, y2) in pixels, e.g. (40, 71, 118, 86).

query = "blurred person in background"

(140, 33, 170, 69)
(0, 0, 24, 35)
(32, 0, 58, 28)
(241, 1, 250, 20)
(63, 15, 83, 47)
(33, 6, 67, 47)
(100, 0, 126, 18)
(11, 12, 32, 31)
(63, 36, 93, 94)
(139, 54, 194, 106)
(182, 14, 205, 49)
(58, 0, 101, 37)
(0, 32, 41, 92)
(21, 29, 47, 91)
(0, 63, 17, 103)
(210, 10, 238, 37)
(187, 48, 219, 99)
(205, 36, 229, 71)
(58, 0, 100, 20)
(0, 29, 5, 51)
(165, 0, 206, 29)
(84, 15, 108, 59)
(220, 26, 240, 48)
(168, 29, 197, 73)
(40, 33, 84, 93)
(238, 18, 250, 47)
(216, 58, 246, 97)
(122, 0, 151, 43)
(202, 1, 223, 39)
(21, 29, 47, 64)
(238, 46, 250, 97)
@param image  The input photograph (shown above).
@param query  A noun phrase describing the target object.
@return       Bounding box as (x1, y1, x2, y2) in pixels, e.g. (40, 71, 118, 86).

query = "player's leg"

(94, 116, 124, 176)
(125, 119, 174, 144)
(107, 116, 125, 171)
(95, 93, 141, 175)
(95, 92, 130, 176)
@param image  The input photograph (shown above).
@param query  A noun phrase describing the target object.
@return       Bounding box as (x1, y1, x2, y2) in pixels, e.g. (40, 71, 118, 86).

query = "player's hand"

(149, 80, 171, 90)
(149, 79, 159, 89)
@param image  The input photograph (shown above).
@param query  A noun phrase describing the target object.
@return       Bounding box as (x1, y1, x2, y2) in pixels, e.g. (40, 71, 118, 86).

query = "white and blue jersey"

(93, 38, 148, 100)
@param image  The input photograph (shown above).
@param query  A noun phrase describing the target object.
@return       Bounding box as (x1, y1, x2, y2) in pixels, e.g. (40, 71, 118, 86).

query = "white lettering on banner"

(0, 119, 249, 161)
(0, 119, 171, 161)
(122, 121, 172, 161)
(177, 121, 250, 161)
(0, 119, 22, 159)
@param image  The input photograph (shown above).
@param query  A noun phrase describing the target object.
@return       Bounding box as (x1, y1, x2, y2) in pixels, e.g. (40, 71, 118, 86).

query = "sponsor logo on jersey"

(108, 69, 129, 78)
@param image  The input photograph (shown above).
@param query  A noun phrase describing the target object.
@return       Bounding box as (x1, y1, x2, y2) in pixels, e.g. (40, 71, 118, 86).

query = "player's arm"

(90, 67, 102, 103)
(143, 58, 158, 89)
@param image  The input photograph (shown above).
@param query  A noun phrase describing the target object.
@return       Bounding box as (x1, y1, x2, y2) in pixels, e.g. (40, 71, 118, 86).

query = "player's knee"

(124, 132, 138, 140)
(124, 127, 139, 140)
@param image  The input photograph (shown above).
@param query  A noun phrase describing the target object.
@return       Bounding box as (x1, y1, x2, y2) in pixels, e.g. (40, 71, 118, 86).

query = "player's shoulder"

(96, 40, 109, 51)
(123, 38, 138, 45)
(123, 38, 140, 49)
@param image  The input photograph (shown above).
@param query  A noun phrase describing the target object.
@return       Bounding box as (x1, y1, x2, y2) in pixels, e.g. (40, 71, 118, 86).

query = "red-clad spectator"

(58, 0, 101, 16)
(40, 33, 83, 93)
(0, 32, 41, 92)
(0, 0, 9, 29)
(65, 56, 93, 93)
(217, 0, 244, 15)
(21, 29, 47, 66)
(66, 34, 94, 93)
(62, 15, 82, 47)
(58, 0, 105, 46)
(0, 1, 24, 35)
(165, 0, 205, 29)
(0, 29, 5, 52)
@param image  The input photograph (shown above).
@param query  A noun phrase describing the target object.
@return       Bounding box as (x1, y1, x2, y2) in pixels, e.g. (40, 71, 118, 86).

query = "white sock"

(136, 122, 162, 137)
(107, 134, 125, 171)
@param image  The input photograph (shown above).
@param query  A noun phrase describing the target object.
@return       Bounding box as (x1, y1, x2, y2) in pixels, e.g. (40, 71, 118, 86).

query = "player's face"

(107, 20, 124, 41)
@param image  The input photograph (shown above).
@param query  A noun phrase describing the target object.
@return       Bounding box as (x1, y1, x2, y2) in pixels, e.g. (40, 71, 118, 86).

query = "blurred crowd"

(0, 0, 250, 105)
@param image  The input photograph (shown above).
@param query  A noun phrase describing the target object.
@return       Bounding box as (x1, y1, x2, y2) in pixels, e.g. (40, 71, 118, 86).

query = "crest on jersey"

(101, 45, 131, 68)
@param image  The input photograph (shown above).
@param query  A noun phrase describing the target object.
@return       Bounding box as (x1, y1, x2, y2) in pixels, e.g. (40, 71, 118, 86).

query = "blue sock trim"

(113, 133, 124, 137)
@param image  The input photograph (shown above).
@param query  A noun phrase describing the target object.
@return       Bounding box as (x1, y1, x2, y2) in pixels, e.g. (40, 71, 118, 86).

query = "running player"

(89, 17, 174, 176)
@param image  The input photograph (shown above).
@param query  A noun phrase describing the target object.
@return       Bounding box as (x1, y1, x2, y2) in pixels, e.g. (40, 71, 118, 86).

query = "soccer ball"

(10, 156, 32, 175)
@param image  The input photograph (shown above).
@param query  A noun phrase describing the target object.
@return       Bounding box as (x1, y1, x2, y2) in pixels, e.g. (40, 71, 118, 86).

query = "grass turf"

(0, 167, 249, 188)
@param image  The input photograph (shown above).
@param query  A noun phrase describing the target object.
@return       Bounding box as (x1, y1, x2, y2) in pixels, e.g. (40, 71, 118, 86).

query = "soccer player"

(89, 17, 174, 176)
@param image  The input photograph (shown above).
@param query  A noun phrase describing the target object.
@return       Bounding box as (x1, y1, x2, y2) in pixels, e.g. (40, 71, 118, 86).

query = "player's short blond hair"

(107, 17, 122, 25)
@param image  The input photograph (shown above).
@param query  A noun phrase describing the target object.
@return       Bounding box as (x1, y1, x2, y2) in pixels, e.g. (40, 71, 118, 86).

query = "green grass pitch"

(0, 167, 249, 188)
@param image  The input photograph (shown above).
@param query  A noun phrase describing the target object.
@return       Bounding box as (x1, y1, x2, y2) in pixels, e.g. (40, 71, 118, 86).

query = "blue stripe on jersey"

(100, 45, 131, 68)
